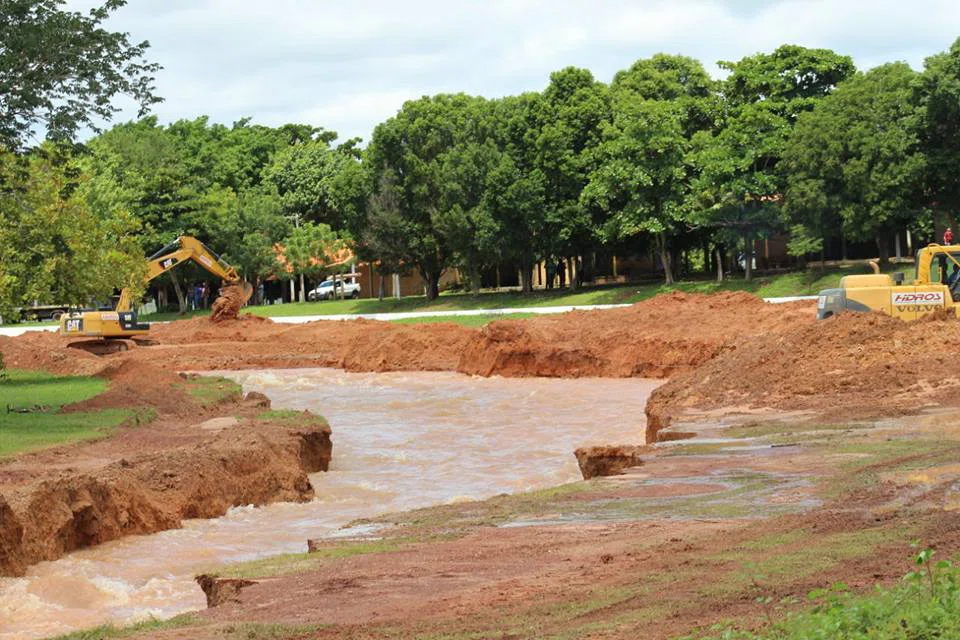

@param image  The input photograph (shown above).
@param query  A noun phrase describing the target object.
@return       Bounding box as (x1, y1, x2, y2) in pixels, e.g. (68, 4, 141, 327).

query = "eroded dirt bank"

(645, 310, 960, 441)
(3, 292, 816, 381)
(0, 361, 331, 577)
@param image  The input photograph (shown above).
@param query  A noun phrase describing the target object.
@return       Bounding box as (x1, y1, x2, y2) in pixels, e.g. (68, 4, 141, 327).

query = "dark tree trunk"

(876, 234, 891, 268)
(657, 233, 674, 285)
(520, 263, 534, 293)
(424, 271, 441, 300)
(169, 271, 188, 314)
(568, 256, 579, 291)
(715, 246, 724, 283)
(743, 231, 753, 282)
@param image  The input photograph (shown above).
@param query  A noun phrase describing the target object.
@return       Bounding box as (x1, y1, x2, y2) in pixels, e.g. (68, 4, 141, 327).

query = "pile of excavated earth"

(2, 290, 959, 580)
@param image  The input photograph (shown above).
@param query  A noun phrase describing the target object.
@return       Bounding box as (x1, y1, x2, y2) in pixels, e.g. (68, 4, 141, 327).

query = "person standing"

(945, 226, 954, 245)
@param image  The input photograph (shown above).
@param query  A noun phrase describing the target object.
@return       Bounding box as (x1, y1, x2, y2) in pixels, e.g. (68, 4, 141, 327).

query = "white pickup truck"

(308, 278, 361, 301)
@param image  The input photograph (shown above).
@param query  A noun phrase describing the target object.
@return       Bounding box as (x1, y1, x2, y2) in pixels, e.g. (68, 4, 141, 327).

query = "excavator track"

(67, 339, 138, 356)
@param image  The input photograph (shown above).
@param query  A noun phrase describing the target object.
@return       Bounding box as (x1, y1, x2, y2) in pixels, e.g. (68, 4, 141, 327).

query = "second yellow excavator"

(60, 236, 252, 354)
(817, 243, 960, 321)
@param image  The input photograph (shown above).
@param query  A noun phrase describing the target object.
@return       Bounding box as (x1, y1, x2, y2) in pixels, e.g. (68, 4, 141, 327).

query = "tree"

(598, 54, 720, 283)
(219, 187, 291, 304)
(486, 93, 549, 293)
(365, 94, 489, 299)
(584, 99, 690, 284)
(0, 0, 161, 150)
(536, 68, 610, 287)
(693, 45, 855, 280)
(918, 37, 960, 234)
(264, 134, 357, 228)
(783, 63, 926, 266)
(0, 145, 144, 319)
(283, 222, 344, 303)
(435, 140, 502, 293)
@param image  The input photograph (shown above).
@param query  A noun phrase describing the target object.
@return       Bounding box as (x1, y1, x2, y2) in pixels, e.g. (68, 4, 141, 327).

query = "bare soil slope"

(0, 355, 332, 577)
(646, 310, 960, 440)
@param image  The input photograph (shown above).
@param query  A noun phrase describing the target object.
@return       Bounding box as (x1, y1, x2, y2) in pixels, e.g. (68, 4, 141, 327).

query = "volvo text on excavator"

(60, 236, 253, 354)
(817, 243, 960, 321)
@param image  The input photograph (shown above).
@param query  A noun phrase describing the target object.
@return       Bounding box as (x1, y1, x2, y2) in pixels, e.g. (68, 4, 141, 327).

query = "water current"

(0, 369, 658, 639)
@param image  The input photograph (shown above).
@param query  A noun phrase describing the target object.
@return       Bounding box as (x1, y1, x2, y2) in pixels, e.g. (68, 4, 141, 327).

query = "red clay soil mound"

(290, 319, 475, 372)
(0, 333, 109, 377)
(646, 311, 960, 441)
(458, 292, 815, 378)
(210, 283, 253, 322)
(150, 314, 277, 344)
(61, 359, 194, 417)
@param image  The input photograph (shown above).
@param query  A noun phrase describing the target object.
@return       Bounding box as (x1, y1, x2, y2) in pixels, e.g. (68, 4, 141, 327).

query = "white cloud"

(61, 0, 960, 141)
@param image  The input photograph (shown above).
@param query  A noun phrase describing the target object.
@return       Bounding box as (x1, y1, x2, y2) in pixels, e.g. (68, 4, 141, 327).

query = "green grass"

(47, 614, 201, 640)
(0, 369, 107, 410)
(178, 375, 243, 407)
(689, 551, 960, 640)
(0, 369, 138, 458)
(257, 409, 329, 428)
(0, 408, 133, 457)
(214, 539, 407, 579)
(47, 616, 328, 640)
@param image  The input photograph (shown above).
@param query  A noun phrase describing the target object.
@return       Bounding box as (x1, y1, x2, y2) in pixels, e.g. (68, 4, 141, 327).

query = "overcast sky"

(68, 0, 960, 143)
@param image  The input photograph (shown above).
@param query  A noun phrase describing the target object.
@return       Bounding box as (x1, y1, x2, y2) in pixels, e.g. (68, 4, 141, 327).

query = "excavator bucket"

(210, 281, 254, 323)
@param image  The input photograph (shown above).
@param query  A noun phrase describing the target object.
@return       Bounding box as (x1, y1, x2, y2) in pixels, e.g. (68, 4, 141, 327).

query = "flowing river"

(0, 369, 658, 639)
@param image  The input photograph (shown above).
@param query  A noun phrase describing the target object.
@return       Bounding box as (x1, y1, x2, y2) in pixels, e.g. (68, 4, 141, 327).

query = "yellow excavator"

(817, 243, 960, 321)
(60, 236, 253, 354)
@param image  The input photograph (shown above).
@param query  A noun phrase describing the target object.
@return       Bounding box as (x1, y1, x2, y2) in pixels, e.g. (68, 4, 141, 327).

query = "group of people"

(191, 282, 210, 310)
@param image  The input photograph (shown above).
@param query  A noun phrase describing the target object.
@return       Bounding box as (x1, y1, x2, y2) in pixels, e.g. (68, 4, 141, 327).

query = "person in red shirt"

(945, 226, 954, 245)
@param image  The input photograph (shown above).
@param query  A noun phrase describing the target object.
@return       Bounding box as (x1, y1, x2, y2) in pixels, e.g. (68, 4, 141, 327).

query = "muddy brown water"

(0, 369, 658, 640)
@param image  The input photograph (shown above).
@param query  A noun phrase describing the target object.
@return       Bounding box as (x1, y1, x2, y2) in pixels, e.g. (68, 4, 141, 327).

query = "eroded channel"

(0, 369, 659, 639)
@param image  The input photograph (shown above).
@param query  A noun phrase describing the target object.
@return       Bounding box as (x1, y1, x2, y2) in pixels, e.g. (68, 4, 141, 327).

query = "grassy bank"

(689, 550, 960, 639)
(0, 370, 135, 457)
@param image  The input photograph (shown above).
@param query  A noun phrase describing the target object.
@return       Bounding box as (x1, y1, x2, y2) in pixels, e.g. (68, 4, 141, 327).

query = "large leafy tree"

(264, 134, 359, 229)
(0, 145, 144, 319)
(584, 99, 690, 284)
(536, 68, 610, 286)
(783, 63, 926, 266)
(0, 0, 161, 150)
(435, 140, 503, 293)
(693, 45, 855, 280)
(365, 94, 488, 299)
(918, 37, 960, 234)
(486, 93, 548, 293)
(593, 54, 719, 283)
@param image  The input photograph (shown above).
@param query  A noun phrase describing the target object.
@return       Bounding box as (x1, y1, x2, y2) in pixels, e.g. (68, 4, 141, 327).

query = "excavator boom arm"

(116, 237, 242, 311)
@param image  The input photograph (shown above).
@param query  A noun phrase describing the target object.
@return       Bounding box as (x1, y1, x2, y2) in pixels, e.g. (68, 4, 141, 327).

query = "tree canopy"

(6, 29, 960, 312)
(0, 0, 161, 150)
